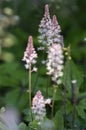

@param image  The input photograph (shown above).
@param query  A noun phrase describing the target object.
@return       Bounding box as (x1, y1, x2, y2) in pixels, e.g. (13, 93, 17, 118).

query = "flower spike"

(46, 43, 64, 85)
(22, 36, 37, 69)
(38, 4, 52, 46)
(47, 15, 64, 46)
(32, 90, 51, 124)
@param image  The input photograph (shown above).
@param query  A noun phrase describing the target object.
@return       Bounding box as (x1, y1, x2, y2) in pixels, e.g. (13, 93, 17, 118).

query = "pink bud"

(28, 36, 33, 45)
(45, 4, 49, 15)
(52, 15, 58, 26)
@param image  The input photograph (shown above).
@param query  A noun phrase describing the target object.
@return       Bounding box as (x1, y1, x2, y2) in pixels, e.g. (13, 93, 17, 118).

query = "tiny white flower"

(37, 46, 45, 51)
(71, 80, 77, 84)
(57, 79, 62, 85)
(41, 60, 46, 64)
(45, 98, 51, 104)
(25, 64, 29, 69)
(32, 67, 37, 72)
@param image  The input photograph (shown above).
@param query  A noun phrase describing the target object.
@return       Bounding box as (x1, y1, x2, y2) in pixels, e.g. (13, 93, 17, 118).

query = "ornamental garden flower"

(22, 35, 37, 70)
(38, 4, 52, 46)
(32, 90, 51, 124)
(47, 15, 64, 47)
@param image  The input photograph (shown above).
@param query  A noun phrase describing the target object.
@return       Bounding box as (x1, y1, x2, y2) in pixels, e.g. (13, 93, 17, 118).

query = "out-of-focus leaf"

(54, 109, 64, 130)
(0, 63, 27, 87)
(54, 87, 63, 101)
(3, 34, 17, 47)
(30, 120, 39, 130)
(18, 92, 29, 110)
(78, 92, 86, 102)
(18, 122, 28, 130)
(0, 122, 5, 130)
(70, 60, 83, 88)
(5, 88, 20, 106)
(41, 118, 55, 130)
(2, 52, 15, 62)
(62, 59, 83, 95)
(62, 59, 72, 92)
(66, 101, 73, 114)
(3, 8, 14, 16)
(76, 99, 86, 119)
(32, 76, 47, 92)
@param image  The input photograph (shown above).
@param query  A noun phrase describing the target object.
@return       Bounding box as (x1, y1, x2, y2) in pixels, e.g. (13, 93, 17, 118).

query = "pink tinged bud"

(45, 4, 49, 17)
(52, 15, 61, 32)
(52, 15, 58, 26)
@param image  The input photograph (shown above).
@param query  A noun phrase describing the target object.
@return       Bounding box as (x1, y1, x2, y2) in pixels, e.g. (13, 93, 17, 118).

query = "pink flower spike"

(32, 90, 51, 124)
(22, 36, 37, 69)
(32, 90, 46, 124)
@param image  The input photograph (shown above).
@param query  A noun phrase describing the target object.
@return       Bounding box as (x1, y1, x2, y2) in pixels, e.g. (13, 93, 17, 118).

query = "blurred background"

(0, 0, 86, 125)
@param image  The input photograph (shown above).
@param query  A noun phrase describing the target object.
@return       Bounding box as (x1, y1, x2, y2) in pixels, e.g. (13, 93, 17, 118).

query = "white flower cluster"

(38, 5, 64, 47)
(46, 43, 64, 85)
(22, 36, 37, 70)
(48, 15, 64, 47)
(32, 90, 51, 124)
(38, 4, 52, 46)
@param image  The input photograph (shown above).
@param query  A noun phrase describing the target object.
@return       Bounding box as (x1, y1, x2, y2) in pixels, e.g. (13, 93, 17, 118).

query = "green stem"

(0, 42, 2, 56)
(71, 81, 76, 130)
(52, 85, 57, 119)
(29, 66, 32, 121)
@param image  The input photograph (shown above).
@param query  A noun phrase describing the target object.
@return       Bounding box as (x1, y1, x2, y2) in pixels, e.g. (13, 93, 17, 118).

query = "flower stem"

(52, 85, 57, 119)
(71, 80, 77, 130)
(0, 42, 2, 56)
(29, 66, 32, 121)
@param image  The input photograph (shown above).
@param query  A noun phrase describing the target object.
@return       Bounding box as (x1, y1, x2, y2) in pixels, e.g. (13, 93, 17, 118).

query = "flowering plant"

(0, 3, 86, 130)
(21, 4, 86, 130)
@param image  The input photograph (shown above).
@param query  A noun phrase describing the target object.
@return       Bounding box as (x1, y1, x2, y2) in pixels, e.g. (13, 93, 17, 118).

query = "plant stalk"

(71, 80, 77, 130)
(29, 66, 32, 121)
(52, 85, 57, 119)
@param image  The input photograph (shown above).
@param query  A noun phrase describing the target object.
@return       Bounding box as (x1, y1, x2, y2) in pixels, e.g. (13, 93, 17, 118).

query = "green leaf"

(5, 88, 20, 106)
(23, 108, 33, 122)
(54, 87, 63, 101)
(41, 119, 55, 130)
(0, 122, 5, 130)
(0, 63, 26, 87)
(66, 101, 73, 114)
(62, 59, 72, 92)
(62, 59, 83, 95)
(70, 60, 83, 88)
(76, 100, 86, 119)
(54, 109, 64, 130)
(30, 120, 39, 130)
(18, 122, 28, 130)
